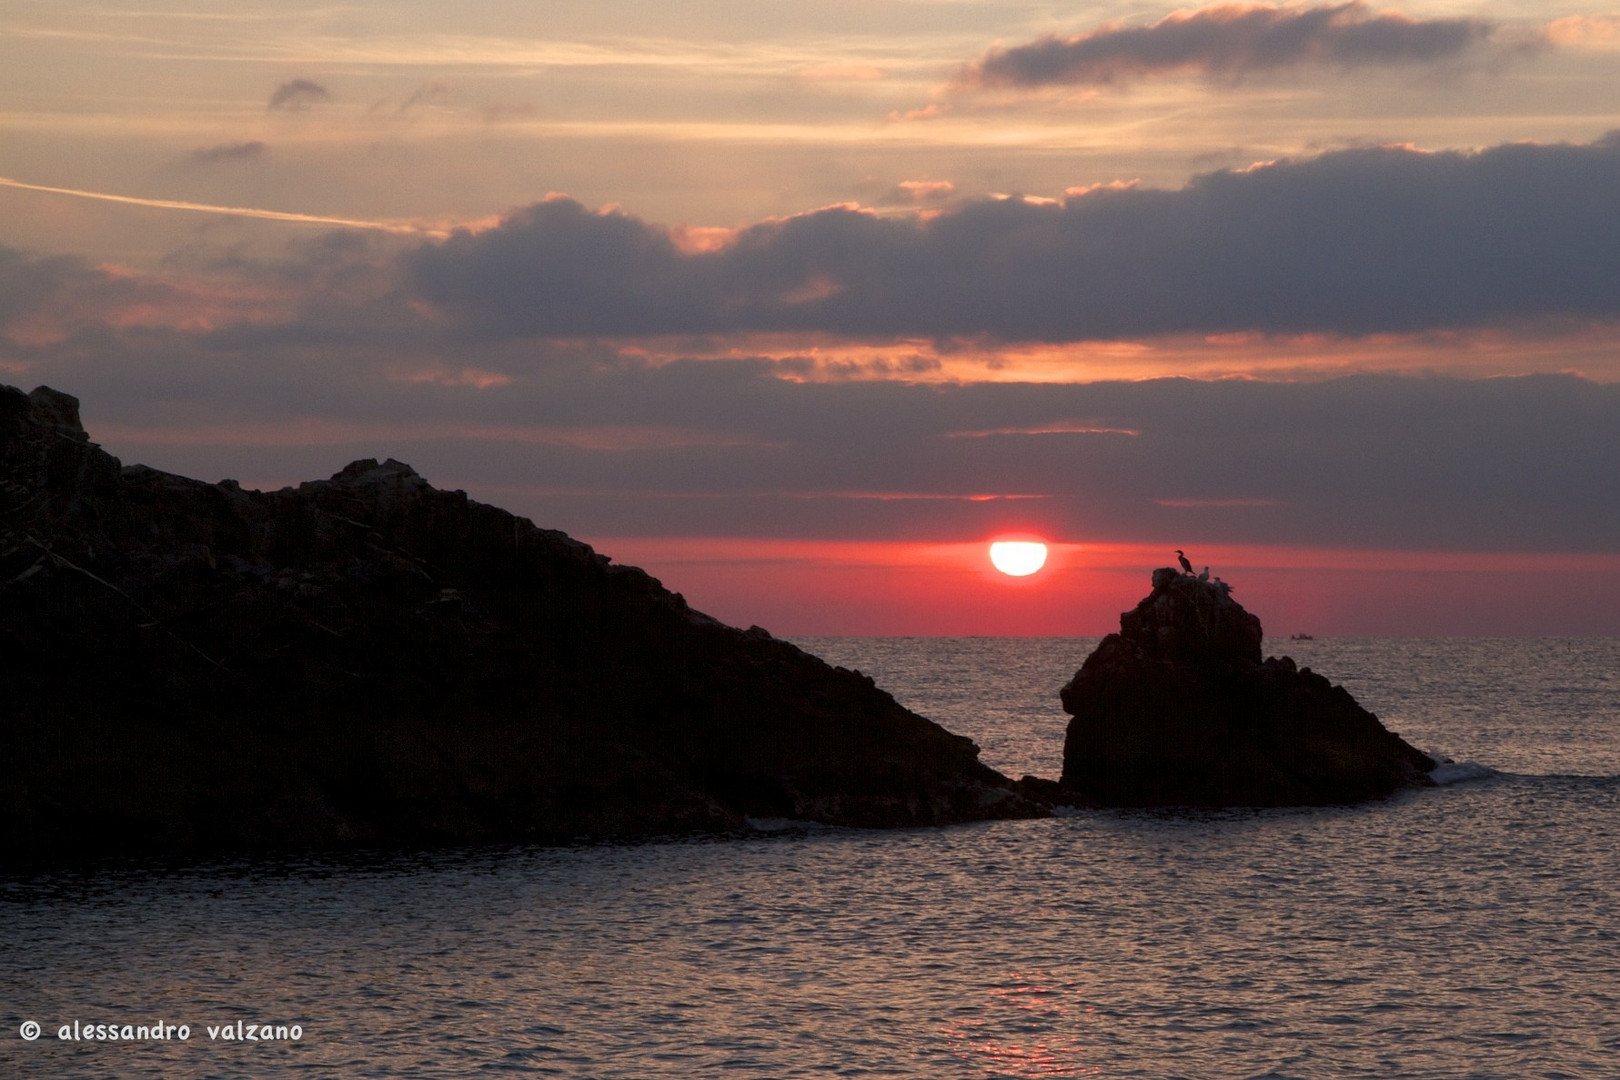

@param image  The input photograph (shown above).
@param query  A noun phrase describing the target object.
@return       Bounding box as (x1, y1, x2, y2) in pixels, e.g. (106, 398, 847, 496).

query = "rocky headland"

(1056, 567, 1437, 806)
(0, 384, 1043, 862)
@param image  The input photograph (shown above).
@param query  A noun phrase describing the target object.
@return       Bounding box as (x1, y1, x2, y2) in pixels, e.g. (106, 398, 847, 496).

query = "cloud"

(886, 103, 944, 123)
(407, 133, 1620, 341)
(267, 78, 331, 111)
(894, 179, 955, 205)
(190, 140, 267, 164)
(857, 178, 957, 208)
(580, 368, 1616, 554)
(0, 248, 192, 345)
(1544, 15, 1620, 50)
(963, 2, 1499, 89)
(398, 81, 451, 114)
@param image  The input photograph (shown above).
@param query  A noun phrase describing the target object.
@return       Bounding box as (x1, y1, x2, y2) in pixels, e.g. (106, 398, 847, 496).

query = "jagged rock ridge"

(1059, 567, 1437, 806)
(0, 384, 1043, 860)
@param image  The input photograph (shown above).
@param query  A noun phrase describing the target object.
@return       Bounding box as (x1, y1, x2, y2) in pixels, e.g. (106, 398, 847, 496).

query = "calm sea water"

(3, 638, 1617, 1079)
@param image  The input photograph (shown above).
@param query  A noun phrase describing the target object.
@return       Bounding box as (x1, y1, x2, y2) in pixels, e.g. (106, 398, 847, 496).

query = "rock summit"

(1059, 566, 1436, 806)
(0, 384, 1042, 861)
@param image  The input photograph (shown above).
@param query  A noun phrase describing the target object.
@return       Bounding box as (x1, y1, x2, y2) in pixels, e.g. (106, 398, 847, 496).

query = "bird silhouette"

(1176, 549, 1193, 575)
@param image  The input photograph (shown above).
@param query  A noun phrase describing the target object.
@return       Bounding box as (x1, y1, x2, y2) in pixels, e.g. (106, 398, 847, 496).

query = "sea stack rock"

(1059, 567, 1435, 806)
(0, 384, 1043, 861)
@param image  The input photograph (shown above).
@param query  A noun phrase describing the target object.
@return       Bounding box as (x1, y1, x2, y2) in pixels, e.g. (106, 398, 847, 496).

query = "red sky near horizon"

(594, 538, 1620, 637)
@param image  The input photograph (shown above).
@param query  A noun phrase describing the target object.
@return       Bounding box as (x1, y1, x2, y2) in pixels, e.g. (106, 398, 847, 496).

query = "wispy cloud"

(1154, 497, 1278, 507)
(962, 2, 1502, 89)
(0, 176, 446, 236)
(189, 140, 266, 164)
(398, 81, 452, 114)
(267, 78, 330, 111)
(947, 422, 1139, 438)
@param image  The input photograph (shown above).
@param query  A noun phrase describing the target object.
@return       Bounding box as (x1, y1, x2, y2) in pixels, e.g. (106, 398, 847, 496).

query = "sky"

(3, 0, 1619, 635)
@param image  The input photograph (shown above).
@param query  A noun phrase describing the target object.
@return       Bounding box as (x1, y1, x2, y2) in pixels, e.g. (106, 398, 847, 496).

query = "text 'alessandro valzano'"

(27, 1019, 304, 1042)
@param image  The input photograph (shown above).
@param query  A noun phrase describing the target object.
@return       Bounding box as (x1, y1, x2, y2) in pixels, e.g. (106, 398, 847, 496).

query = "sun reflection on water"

(941, 970, 1100, 1077)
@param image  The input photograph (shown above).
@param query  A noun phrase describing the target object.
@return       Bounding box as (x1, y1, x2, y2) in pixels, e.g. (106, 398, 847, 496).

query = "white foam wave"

(1426, 754, 1497, 785)
(745, 816, 834, 834)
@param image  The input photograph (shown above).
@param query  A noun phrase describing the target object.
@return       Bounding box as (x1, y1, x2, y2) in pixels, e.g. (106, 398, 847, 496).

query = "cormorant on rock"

(1056, 566, 1439, 806)
(1176, 549, 1193, 575)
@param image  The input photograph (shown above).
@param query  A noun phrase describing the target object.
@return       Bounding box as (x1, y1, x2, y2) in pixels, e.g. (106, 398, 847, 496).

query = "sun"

(988, 540, 1048, 577)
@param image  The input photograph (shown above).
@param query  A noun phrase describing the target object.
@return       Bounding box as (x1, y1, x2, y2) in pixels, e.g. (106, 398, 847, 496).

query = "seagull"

(1176, 549, 1193, 574)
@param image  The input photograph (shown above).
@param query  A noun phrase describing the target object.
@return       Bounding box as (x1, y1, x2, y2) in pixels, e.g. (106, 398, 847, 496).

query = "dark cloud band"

(10, 324, 1614, 554)
(965, 2, 1498, 88)
(409, 133, 1620, 342)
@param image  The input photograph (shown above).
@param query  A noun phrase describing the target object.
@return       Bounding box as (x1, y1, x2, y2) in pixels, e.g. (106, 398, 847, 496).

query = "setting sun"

(989, 541, 1048, 577)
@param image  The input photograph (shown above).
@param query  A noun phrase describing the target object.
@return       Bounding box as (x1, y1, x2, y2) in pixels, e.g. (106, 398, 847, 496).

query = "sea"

(2, 637, 1616, 1079)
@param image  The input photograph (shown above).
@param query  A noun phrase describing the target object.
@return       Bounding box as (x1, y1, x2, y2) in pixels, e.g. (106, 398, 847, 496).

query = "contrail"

(0, 175, 450, 238)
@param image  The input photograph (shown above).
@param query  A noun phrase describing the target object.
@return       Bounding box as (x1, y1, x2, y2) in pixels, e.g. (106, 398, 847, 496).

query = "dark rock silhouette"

(0, 384, 1043, 861)
(1059, 567, 1436, 806)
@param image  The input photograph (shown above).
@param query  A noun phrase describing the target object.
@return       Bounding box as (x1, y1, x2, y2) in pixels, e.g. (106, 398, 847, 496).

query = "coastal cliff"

(0, 384, 1042, 860)
(1059, 567, 1437, 806)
